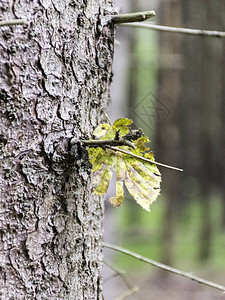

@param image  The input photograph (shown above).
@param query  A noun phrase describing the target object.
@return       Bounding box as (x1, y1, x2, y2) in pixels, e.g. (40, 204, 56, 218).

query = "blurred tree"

(156, 0, 225, 264)
(155, 0, 183, 266)
(126, 0, 139, 112)
(126, 0, 141, 228)
(180, 0, 225, 261)
(222, 39, 225, 228)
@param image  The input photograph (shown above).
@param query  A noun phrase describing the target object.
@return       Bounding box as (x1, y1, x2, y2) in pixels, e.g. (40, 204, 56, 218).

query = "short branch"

(112, 10, 156, 24)
(79, 139, 183, 171)
(81, 139, 136, 149)
(104, 242, 225, 293)
(0, 19, 26, 27)
(103, 258, 139, 295)
(121, 22, 225, 38)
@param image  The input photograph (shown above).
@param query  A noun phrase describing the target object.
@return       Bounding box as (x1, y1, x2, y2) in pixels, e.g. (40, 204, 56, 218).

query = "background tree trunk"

(156, 0, 225, 266)
(156, 0, 183, 267)
(0, 1, 114, 299)
(180, 0, 224, 261)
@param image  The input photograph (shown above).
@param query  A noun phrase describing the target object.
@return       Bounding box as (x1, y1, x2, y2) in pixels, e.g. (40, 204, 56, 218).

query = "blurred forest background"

(103, 0, 225, 299)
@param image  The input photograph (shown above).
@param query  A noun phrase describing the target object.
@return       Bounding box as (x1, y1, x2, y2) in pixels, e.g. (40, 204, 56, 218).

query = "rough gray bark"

(0, 1, 114, 299)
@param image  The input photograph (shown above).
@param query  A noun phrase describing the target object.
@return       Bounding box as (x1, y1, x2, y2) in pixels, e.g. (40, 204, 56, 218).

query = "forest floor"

(138, 272, 225, 300)
(103, 269, 225, 300)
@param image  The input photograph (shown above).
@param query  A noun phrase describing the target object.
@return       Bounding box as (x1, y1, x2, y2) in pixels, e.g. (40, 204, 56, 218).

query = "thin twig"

(112, 11, 156, 24)
(103, 258, 139, 295)
(105, 113, 112, 126)
(0, 19, 26, 27)
(104, 272, 120, 284)
(121, 22, 225, 38)
(114, 288, 139, 300)
(103, 242, 225, 293)
(82, 139, 135, 149)
(109, 146, 183, 172)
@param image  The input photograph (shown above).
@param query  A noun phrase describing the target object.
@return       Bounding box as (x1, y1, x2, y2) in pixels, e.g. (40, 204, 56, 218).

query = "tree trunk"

(0, 1, 114, 299)
(180, 0, 224, 261)
(156, 0, 183, 267)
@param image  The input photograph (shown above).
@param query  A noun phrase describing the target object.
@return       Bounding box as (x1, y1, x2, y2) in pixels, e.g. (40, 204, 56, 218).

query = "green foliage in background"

(113, 197, 225, 274)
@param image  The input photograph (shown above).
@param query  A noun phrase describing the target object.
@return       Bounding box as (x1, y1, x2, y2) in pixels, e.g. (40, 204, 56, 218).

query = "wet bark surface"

(0, 1, 114, 299)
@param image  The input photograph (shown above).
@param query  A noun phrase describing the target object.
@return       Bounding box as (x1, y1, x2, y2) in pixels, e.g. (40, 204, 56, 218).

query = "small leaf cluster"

(88, 118, 161, 211)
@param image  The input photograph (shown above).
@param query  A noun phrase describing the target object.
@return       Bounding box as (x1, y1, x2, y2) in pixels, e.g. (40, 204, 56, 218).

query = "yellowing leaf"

(144, 152, 161, 176)
(132, 136, 150, 153)
(113, 118, 133, 137)
(125, 156, 161, 186)
(88, 118, 161, 212)
(109, 156, 125, 207)
(88, 147, 105, 171)
(93, 123, 111, 139)
(104, 128, 117, 139)
(88, 147, 117, 171)
(93, 118, 133, 140)
(125, 171, 153, 211)
(93, 165, 112, 195)
(109, 181, 124, 207)
(113, 118, 133, 127)
(124, 161, 161, 211)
